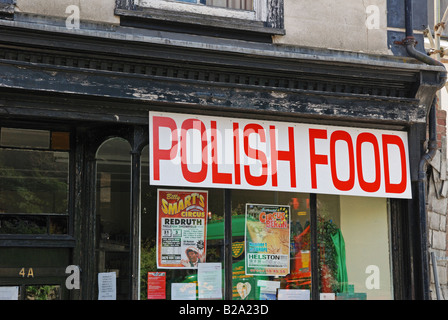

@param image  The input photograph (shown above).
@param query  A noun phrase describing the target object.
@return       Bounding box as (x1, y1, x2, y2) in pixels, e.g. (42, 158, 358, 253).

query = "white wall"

(15, 0, 120, 24)
(273, 0, 389, 54)
(15, 0, 389, 55)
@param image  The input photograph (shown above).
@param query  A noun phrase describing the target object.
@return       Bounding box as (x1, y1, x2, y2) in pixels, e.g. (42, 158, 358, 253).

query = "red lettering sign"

(270, 126, 297, 188)
(356, 133, 381, 193)
(211, 121, 232, 184)
(330, 130, 355, 191)
(152, 116, 178, 181)
(382, 134, 407, 193)
(181, 119, 208, 183)
(309, 128, 328, 189)
(149, 112, 412, 199)
(243, 123, 268, 186)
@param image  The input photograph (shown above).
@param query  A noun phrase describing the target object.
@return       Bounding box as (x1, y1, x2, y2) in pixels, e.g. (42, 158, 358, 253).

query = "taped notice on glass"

(98, 272, 116, 300)
(0, 286, 19, 300)
(278, 289, 310, 300)
(156, 189, 208, 269)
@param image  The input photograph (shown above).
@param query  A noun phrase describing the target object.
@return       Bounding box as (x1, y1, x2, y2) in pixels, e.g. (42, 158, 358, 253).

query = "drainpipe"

(404, 0, 447, 300)
(404, 1, 447, 74)
(417, 98, 437, 300)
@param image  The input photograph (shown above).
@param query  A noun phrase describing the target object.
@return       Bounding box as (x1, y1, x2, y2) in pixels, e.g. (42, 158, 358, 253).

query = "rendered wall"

(14, 0, 119, 24)
(14, 0, 390, 55)
(273, 0, 389, 54)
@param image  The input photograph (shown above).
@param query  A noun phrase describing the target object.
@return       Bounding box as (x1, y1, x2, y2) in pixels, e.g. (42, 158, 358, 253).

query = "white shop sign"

(149, 112, 411, 199)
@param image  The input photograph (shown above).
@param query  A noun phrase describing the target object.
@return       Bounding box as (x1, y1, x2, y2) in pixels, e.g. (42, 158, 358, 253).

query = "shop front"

(0, 22, 444, 300)
(138, 111, 409, 300)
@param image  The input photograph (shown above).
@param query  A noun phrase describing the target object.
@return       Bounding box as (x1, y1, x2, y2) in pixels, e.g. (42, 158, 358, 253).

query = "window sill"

(115, 7, 285, 42)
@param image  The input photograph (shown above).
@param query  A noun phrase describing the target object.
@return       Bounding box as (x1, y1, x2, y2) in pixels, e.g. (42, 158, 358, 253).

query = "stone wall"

(428, 102, 448, 300)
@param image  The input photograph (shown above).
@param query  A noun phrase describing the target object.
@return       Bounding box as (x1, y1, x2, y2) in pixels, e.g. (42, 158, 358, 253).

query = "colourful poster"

(245, 204, 290, 276)
(157, 189, 208, 269)
(147, 272, 166, 299)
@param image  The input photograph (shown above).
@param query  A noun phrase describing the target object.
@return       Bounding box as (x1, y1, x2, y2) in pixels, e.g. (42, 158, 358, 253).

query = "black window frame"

(0, 0, 13, 20)
(0, 123, 76, 248)
(115, 0, 285, 42)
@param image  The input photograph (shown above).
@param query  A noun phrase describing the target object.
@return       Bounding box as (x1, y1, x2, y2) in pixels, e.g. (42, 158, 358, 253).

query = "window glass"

(205, 0, 252, 10)
(51, 132, 70, 151)
(317, 195, 392, 300)
(158, 0, 253, 10)
(0, 128, 50, 149)
(231, 190, 311, 300)
(95, 138, 132, 300)
(25, 285, 61, 300)
(139, 142, 393, 300)
(140, 146, 225, 300)
(0, 148, 69, 235)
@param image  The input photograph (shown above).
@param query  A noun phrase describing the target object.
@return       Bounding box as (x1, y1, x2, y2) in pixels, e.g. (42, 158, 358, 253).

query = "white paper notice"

(258, 280, 280, 300)
(320, 293, 336, 300)
(171, 283, 197, 300)
(277, 289, 310, 300)
(98, 272, 116, 300)
(198, 263, 222, 300)
(0, 286, 19, 300)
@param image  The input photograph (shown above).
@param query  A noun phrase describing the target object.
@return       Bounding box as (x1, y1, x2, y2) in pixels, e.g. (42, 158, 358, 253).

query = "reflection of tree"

(140, 240, 157, 300)
(0, 149, 68, 214)
(26, 285, 60, 300)
(1, 218, 46, 234)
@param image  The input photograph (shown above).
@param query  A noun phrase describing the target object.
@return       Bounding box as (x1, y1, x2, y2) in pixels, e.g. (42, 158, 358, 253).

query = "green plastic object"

(331, 230, 348, 293)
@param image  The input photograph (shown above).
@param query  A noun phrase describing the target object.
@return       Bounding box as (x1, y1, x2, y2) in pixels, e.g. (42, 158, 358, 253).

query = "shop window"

(95, 138, 132, 300)
(0, 285, 61, 300)
(231, 190, 311, 300)
(139, 151, 393, 300)
(317, 195, 393, 300)
(25, 285, 61, 300)
(140, 146, 226, 300)
(0, 127, 70, 236)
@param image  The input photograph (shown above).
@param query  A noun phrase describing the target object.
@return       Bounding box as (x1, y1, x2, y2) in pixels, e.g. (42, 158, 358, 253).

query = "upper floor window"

(147, 0, 253, 10)
(115, 0, 284, 41)
(137, 0, 261, 20)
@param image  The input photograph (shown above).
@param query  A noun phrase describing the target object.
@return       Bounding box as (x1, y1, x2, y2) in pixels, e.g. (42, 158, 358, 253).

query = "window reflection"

(205, 0, 252, 10)
(138, 142, 392, 300)
(96, 138, 132, 300)
(0, 148, 69, 235)
(231, 190, 311, 300)
(140, 146, 226, 300)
